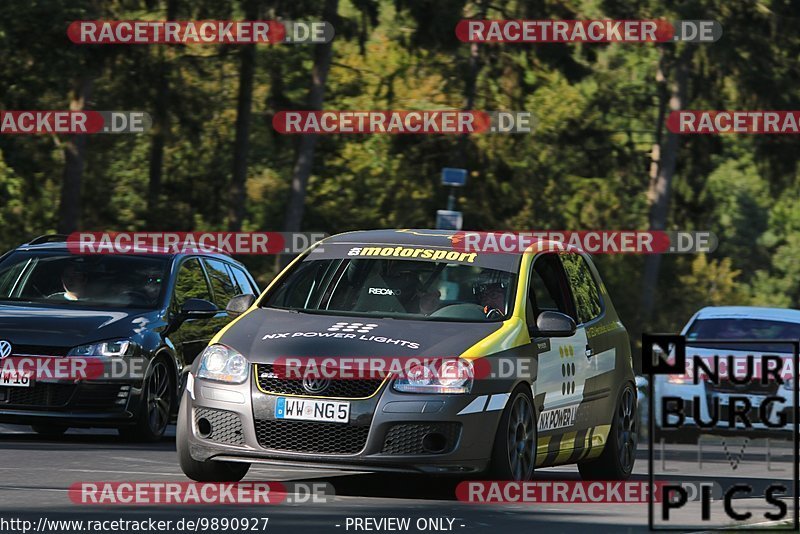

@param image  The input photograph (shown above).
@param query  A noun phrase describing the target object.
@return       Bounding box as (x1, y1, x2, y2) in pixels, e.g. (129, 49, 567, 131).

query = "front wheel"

(119, 358, 173, 442)
(578, 383, 638, 480)
(487, 385, 537, 481)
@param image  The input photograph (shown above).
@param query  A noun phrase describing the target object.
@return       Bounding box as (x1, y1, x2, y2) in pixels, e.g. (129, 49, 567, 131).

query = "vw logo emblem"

(302, 376, 330, 395)
(0, 340, 11, 359)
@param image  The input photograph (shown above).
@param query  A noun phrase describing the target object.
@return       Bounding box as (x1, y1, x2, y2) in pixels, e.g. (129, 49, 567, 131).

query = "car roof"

(12, 239, 236, 263)
(694, 306, 800, 323)
(322, 229, 572, 256)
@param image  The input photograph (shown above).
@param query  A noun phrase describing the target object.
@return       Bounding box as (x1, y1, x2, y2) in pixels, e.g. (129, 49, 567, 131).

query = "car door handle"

(585, 346, 594, 358)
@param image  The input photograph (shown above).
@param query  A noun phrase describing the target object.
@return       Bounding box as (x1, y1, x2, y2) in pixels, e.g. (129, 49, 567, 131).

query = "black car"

(0, 235, 259, 440)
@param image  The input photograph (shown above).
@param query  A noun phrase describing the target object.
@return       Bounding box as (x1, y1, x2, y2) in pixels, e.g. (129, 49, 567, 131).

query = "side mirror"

(225, 293, 256, 318)
(179, 298, 219, 320)
(534, 310, 576, 338)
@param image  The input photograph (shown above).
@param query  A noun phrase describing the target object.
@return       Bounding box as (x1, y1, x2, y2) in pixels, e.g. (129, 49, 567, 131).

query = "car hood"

(0, 302, 160, 351)
(219, 308, 506, 363)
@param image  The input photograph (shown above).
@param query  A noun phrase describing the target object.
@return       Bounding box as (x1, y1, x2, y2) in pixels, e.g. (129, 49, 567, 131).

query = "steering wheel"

(484, 307, 504, 320)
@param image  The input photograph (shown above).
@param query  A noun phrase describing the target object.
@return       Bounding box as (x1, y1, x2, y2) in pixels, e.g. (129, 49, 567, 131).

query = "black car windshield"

(686, 317, 800, 353)
(0, 252, 169, 309)
(264, 258, 517, 322)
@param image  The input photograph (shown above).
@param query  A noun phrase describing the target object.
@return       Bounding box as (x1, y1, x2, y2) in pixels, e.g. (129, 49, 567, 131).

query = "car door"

(169, 257, 217, 365)
(527, 252, 591, 465)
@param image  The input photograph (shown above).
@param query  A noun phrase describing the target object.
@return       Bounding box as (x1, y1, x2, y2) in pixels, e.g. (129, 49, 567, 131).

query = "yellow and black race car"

(177, 229, 637, 482)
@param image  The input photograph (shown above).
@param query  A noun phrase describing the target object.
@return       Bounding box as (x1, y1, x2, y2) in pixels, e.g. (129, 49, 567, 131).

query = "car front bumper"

(0, 379, 140, 427)
(183, 373, 517, 474)
(653, 379, 796, 435)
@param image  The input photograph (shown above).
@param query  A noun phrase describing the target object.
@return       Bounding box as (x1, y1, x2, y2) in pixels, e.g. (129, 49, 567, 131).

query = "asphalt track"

(0, 424, 795, 534)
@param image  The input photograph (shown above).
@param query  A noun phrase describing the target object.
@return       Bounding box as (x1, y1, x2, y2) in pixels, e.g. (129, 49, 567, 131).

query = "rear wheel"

(176, 398, 250, 482)
(31, 424, 68, 437)
(488, 385, 536, 481)
(578, 384, 637, 480)
(119, 358, 173, 442)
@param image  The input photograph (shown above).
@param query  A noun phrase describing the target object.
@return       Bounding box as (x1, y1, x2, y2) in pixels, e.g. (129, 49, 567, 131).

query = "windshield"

(686, 317, 800, 353)
(264, 258, 517, 322)
(0, 252, 169, 309)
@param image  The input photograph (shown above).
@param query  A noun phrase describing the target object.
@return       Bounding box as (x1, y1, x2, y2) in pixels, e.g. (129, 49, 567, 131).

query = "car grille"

(72, 384, 127, 409)
(0, 383, 75, 407)
(10, 345, 70, 357)
(254, 364, 385, 399)
(382, 423, 461, 455)
(0, 383, 127, 410)
(707, 379, 778, 396)
(195, 408, 245, 445)
(254, 419, 369, 454)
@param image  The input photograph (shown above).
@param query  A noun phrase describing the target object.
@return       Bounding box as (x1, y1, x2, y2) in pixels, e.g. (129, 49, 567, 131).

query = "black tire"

(487, 384, 537, 481)
(31, 424, 68, 437)
(579, 383, 638, 480)
(176, 396, 250, 482)
(118, 357, 173, 442)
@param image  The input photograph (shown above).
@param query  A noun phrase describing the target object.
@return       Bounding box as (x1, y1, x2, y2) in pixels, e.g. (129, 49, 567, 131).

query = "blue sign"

(441, 167, 467, 187)
(436, 210, 463, 230)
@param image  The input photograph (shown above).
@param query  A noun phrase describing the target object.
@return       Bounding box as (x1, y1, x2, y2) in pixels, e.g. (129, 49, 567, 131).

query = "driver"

(477, 282, 506, 318)
(58, 263, 89, 301)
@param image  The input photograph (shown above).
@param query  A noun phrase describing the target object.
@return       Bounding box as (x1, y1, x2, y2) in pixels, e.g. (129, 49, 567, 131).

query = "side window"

(203, 259, 238, 307)
(560, 253, 602, 324)
(528, 253, 576, 321)
(172, 258, 212, 311)
(228, 264, 257, 295)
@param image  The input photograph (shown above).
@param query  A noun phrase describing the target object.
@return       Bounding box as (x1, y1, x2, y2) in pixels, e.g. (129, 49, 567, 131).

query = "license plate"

(275, 397, 350, 423)
(0, 371, 31, 387)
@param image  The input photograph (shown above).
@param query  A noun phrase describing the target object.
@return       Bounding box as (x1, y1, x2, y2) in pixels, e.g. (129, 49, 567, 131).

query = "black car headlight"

(393, 358, 474, 394)
(68, 339, 137, 357)
(197, 344, 249, 384)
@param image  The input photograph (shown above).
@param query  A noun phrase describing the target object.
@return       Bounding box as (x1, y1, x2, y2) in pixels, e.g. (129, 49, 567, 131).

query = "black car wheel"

(119, 358, 173, 442)
(578, 383, 638, 480)
(488, 385, 536, 481)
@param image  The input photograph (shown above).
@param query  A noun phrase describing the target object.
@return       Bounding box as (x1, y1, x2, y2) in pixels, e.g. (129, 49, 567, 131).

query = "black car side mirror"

(534, 310, 576, 338)
(226, 293, 256, 318)
(180, 298, 219, 320)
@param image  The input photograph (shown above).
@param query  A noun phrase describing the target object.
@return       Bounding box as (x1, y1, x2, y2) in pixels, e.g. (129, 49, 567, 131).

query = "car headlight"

(68, 339, 136, 357)
(393, 358, 474, 394)
(197, 344, 248, 384)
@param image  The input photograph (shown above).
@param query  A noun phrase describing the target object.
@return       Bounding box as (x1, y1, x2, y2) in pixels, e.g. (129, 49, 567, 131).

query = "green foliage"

(0, 0, 799, 338)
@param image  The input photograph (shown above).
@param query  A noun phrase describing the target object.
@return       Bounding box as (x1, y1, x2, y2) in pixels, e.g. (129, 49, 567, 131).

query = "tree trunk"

(640, 48, 692, 328)
(146, 0, 177, 229)
(57, 75, 93, 234)
(228, 0, 259, 231)
(282, 0, 338, 236)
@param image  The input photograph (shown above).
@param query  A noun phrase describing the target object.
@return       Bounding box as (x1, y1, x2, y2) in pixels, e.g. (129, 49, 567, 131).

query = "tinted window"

(560, 253, 602, 324)
(229, 264, 257, 295)
(0, 252, 168, 309)
(173, 258, 212, 310)
(528, 253, 574, 319)
(265, 258, 517, 322)
(203, 259, 237, 307)
(687, 318, 800, 353)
